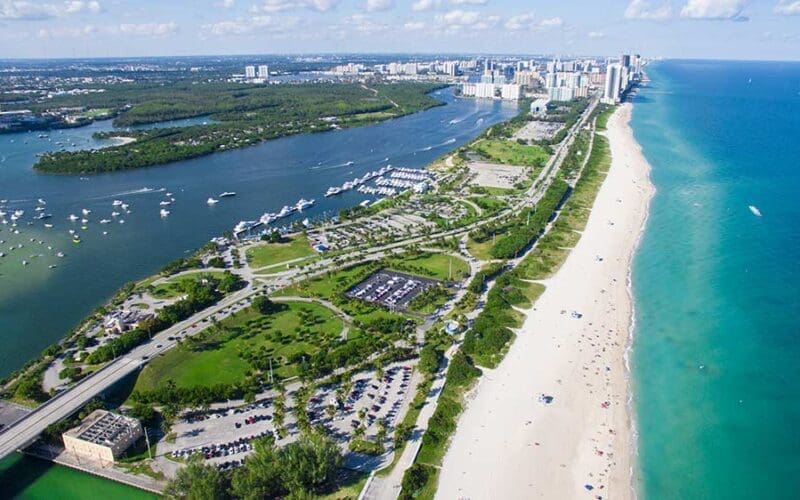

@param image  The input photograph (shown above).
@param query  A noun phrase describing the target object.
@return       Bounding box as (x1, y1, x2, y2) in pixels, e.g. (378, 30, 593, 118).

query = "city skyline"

(1, 0, 799, 60)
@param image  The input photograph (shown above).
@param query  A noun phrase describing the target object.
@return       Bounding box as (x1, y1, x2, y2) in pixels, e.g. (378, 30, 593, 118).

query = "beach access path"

(435, 103, 654, 499)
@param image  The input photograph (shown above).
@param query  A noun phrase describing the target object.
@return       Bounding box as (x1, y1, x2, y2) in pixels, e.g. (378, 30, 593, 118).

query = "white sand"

(436, 104, 654, 499)
(108, 136, 136, 146)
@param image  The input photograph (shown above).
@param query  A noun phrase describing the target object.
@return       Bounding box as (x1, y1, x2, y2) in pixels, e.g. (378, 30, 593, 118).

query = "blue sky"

(0, 0, 798, 59)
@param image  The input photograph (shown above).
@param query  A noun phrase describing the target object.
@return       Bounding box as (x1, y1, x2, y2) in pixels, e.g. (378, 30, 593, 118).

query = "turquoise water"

(0, 454, 155, 499)
(631, 60, 800, 498)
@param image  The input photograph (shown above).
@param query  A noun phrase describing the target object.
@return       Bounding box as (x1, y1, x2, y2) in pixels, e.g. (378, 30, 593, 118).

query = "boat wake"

(311, 160, 355, 171)
(92, 187, 166, 200)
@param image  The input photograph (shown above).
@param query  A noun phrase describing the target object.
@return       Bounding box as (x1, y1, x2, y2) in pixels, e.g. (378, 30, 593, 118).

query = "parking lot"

(345, 270, 438, 310)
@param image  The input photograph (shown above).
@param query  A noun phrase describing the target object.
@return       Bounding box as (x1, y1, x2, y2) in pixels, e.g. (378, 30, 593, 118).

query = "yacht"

(111, 211, 120, 217)
(57, 252, 65, 258)
(277, 205, 295, 218)
(34, 213, 52, 220)
(112, 200, 123, 206)
(160, 200, 172, 206)
(22, 260, 28, 266)
(68, 214, 79, 221)
(37, 198, 46, 205)
(81, 208, 91, 216)
(100, 219, 111, 224)
(207, 198, 219, 205)
(360, 199, 371, 207)
(44, 223, 53, 228)
(219, 192, 236, 198)
(296, 198, 315, 211)
(80, 218, 89, 224)
(325, 186, 342, 197)
(749, 205, 762, 217)
(160, 209, 170, 218)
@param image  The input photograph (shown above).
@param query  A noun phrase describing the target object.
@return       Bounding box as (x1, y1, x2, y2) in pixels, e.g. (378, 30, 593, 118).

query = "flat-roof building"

(63, 410, 143, 464)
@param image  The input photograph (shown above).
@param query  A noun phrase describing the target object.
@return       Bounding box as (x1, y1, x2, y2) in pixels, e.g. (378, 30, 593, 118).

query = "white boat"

(296, 198, 315, 211)
(68, 214, 79, 221)
(360, 199, 371, 207)
(166, 192, 173, 197)
(81, 208, 91, 216)
(49, 264, 57, 269)
(302, 218, 310, 227)
(160, 209, 170, 218)
(748, 205, 762, 217)
(207, 198, 219, 205)
(22, 260, 28, 266)
(68, 229, 75, 235)
(80, 218, 89, 224)
(111, 211, 120, 217)
(100, 219, 111, 224)
(120, 203, 129, 210)
(277, 205, 295, 218)
(325, 187, 342, 197)
(160, 200, 172, 206)
(119, 219, 125, 224)
(112, 200, 123, 206)
(57, 252, 65, 258)
(219, 192, 236, 197)
(44, 223, 53, 228)
(37, 198, 46, 205)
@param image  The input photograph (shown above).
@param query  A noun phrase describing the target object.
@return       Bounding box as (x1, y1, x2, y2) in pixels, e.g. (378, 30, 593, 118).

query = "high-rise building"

(245, 65, 256, 79)
(621, 54, 631, 68)
(258, 65, 269, 79)
(603, 64, 622, 104)
(500, 84, 521, 100)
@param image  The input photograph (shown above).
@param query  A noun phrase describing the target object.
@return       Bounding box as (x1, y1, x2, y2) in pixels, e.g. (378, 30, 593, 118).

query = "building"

(500, 84, 522, 100)
(104, 309, 154, 334)
(245, 65, 256, 79)
(63, 410, 143, 464)
(603, 63, 622, 104)
(548, 86, 576, 101)
(475, 82, 496, 98)
(530, 98, 550, 117)
(258, 65, 269, 79)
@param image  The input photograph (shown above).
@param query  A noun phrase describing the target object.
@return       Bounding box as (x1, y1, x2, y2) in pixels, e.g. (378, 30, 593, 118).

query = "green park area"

(472, 139, 550, 168)
(149, 271, 230, 299)
(132, 301, 344, 391)
(245, 235, 315, 269)
(384, 252, 470, 282)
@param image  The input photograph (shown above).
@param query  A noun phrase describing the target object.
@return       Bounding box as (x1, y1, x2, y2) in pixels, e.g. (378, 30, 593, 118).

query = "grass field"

(384, 252, 470, 282)
(466, 238, 496, 261)
(132, 302, 343, 390)
(472, 139, 550, 168)
(150, 271, 228, 299)
(245, 235, 315, 269)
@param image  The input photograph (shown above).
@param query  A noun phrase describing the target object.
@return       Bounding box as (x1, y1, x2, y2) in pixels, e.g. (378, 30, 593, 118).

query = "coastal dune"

(435, 103, 654, 499)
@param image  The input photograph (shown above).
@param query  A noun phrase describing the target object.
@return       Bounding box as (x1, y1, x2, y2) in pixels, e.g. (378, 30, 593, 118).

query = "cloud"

(448, 0, 487, 5)
(202, 15, 298, 35)
(624, 0, 673, 20)
(217, 0, 235, 8)
(250, 0, 338, 13)
(680, 0, 748, 20)
(403, 20, 425, 31)
(37, 24, 97, 38)
(435, 9, 499, 32)
(118, 22, 178, 36)
(588, 30, 604, 38)
(0, 0, 101, 20)
(504, 13, 562, 31)
(342, 13, 387, 34)
(774, 1, 800, 15)
(364, 0, 393, 12)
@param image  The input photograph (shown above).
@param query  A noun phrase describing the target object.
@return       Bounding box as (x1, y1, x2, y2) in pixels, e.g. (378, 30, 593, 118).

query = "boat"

(81, 208, 91, 216)
(80, 218, 89, 224)
(22, 260, 28, 266)
(325, 186, 342, 197)
(68, 229, 75, 235)
(219, 192, 236, 197)
(120, 203, 129, 210)
(295, 198, 315, 211)
(160, 209, 170, 218)
(277, 205, 295, 218)
(159, 200, 172, 206)
(360, 199, 371, 207)
(302, 218, 310, 227)
(166, 192, 173, 197)
(44, 223, 53, 228)
(207, 198, 219, 205)
(118, 219, 125, 224)
(34, 213, 52, 220)
(748, 205, 762, 217)
(49, 265, 57, 269)
(100, 219, 111, 224)
(37, 198, 46, 205)
(111, 211, 120, 217)
(68, 214, 79, 221)
(112, 200, 123, 206)
(72, 237, 81, 244)
(56, 252, 65, 258)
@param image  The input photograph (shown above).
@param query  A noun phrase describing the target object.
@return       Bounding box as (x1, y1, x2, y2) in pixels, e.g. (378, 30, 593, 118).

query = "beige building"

(63, 410, 143, 464)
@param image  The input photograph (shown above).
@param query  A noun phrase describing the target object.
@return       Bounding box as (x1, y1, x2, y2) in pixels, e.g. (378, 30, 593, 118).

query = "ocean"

(631, 60, 800, 498)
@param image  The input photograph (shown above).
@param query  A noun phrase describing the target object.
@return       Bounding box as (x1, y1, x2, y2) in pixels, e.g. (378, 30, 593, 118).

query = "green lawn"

(472, 139, 550, 167)
(150, 271, 228, 299)
(466, 238, 495, 261)
(245, 235, 315, 269)
(385, 252, 470, 282)
(132, 302, 343, 391)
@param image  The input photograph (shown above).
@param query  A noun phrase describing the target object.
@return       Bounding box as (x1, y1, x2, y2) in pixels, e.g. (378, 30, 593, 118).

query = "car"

(156, 344, 163, 348)
(142, 355, 149, 360)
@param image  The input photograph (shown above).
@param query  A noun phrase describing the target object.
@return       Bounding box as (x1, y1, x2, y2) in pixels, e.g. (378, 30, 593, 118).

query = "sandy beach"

(108, 136, 136, 146)
(436, 103, 654, 499)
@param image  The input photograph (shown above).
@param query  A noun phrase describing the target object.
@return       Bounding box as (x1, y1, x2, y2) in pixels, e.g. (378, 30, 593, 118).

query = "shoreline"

(436, 103, 655, 499)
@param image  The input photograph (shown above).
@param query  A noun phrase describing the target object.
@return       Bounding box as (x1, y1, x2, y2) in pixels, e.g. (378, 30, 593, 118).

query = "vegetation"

(246, 235, 315, 269)
(472, 139, 550, 168)
(33, 82, 446, 174)
(384, 251, 470, 282)
(163, 456, 229, 499)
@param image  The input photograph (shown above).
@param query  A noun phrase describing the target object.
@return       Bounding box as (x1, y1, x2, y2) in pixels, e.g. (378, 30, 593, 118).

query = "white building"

(258, 65, 269, 79)
(475, 82, 496, 99)
(501, 84, 522, 100)
(63, 410, 143, 465)
(530, 98, 550, 117)
(245, 65, 256, 79)
(548, 86, 576, 101)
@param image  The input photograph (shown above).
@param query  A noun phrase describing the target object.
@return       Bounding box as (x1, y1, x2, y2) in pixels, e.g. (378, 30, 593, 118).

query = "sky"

(0, 0, 798, 60)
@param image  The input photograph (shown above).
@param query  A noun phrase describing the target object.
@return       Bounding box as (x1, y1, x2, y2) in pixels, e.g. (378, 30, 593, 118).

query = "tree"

(252, 296, 282, 315)
(231, 436, 284, 500)
(419, 345, 442, 375)
(401, 464, 430, 499)
(277, 434, 343, 495)
(129, 402, 157, 427)
(163, 457, 228, 499)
